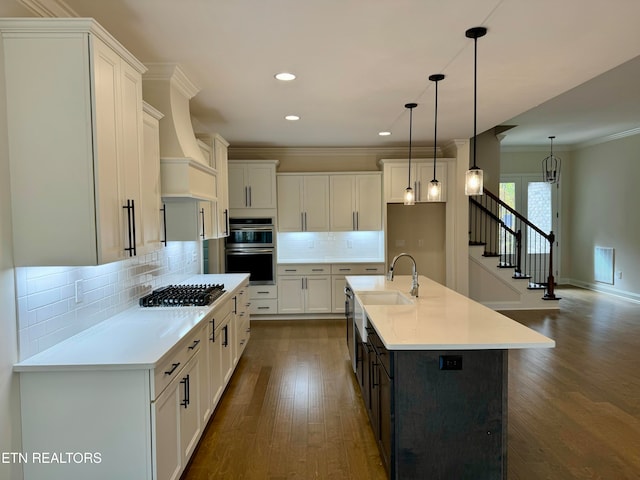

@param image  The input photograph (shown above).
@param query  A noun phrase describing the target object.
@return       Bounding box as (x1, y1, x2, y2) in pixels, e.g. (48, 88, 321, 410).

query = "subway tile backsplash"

(15, 242, 201, 361)
(277, 231, 384, 263)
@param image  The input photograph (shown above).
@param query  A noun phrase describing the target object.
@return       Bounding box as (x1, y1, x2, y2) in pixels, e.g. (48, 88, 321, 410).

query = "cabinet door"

(277, 176, 303, 231)
(384, 163, 414, 204)
(119, 60, 145, 254)
(379, 366, 392, 471)
(179, 355, 201, 465)
(247, 165, 277, 208)
(197, 326, 212, 427)
(305, 275, 332, 313)
(154, 381, 182, 480)
(355, 174, 382, 230)
(277, 275, 305, 313)
(332, 275, 347, 313)
(303, 176, 330, 231)
(221, 320, 234, 384)
(141, 110, 163, 252)
(214, 135, 230, 237)
(416, 163, 447, 202)
(198, 201, 214, 240)
(227, 164, 248, 208)
(93, 37, 125, 264)
(330, 175, 356, 231)
(209, 323, 224, 409)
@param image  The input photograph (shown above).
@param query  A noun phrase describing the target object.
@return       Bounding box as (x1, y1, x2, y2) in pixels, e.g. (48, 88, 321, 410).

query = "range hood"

(143, 63, 216, 200)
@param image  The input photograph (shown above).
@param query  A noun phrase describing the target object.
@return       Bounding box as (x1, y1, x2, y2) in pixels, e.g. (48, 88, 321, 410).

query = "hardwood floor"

(183, 287, 640, 479)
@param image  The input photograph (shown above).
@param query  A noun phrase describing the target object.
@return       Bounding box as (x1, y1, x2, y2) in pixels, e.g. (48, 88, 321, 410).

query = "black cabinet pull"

(223, 325, 229, 347)
(188, 339, 200, 350)
(223, 209, 229, 236)
(160, 203, 167, 246)
(164, 362, 180, 376)
(180, 374, 190, 408)
(123, 199, 137, 256)
(200, 207, 206, 239)
(210, 319, 215, 342)
(233, 296, 237, 314)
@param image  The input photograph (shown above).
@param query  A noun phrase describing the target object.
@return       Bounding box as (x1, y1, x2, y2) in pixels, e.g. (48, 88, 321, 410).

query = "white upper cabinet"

(197, 133, 230, 237)
(142, 103, 165, 252)
(228, 161, 278, 212)
(277, 174, 330, 232)
(329, 173, 382, 231)
(383, 160, 448, 203)
(1, 19, 152, 265)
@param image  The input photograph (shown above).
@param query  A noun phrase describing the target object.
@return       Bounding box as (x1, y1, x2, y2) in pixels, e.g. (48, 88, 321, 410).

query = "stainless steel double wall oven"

(224, 218, 275, 285)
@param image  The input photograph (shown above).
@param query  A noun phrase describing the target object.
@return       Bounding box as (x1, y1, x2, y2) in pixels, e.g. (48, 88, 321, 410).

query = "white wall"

(502, 133, 640, 301)
(567, 134, 640, 300)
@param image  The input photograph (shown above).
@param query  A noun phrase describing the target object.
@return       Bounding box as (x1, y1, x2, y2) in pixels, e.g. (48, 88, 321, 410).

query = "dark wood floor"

(183, 286, 640, 479)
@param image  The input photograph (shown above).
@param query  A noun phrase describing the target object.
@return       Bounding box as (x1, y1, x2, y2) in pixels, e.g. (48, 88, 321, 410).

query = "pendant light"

(427, 74, 444, 202)
(404, 102, 418, 205)
(465, 26, 487, 196)
(542, 135, 561, 184)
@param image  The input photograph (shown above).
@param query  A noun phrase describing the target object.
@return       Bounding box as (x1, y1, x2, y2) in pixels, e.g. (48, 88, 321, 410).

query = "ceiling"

(4, 0, 640, 149)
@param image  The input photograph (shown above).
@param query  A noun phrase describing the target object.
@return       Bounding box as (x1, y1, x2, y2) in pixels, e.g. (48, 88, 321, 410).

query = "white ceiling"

(5, 0, 640, 149)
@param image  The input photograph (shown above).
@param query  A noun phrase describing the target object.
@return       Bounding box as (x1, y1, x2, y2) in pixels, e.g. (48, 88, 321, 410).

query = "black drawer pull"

(188, 339, 200, 350)
(164, 362, 180, 376)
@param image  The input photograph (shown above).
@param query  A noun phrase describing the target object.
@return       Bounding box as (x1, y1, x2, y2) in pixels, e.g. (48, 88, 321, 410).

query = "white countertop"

(14, 274, 249, 372)
(347, 275, 555, 351)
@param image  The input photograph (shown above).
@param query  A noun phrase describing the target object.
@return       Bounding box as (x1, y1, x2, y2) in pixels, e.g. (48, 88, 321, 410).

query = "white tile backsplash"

(15, 241, 201, 361)
(277, 231, 384, 263)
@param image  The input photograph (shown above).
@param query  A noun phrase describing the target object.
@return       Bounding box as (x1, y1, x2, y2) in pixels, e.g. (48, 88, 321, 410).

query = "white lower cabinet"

(331, 263, 385, 313)
(249, 285, 278, 314)
(277, 264, 331, 314)
(17, 280, 250, 480)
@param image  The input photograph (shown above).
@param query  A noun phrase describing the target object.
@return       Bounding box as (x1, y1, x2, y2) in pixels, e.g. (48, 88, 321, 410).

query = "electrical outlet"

(75, 279, 84, 304)
(616, 270, 623, 280)
(439, 355, 462, 370)
(347, 240, 353, 249)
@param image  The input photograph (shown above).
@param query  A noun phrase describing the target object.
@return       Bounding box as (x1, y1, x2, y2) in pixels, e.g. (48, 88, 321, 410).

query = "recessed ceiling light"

(275, 72, 296, 81)
(285, 115, 300, 121)
(378, 131, 391, 136)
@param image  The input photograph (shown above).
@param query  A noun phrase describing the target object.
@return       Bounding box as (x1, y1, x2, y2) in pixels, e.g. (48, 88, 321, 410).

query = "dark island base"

(357, 327, 508, 480)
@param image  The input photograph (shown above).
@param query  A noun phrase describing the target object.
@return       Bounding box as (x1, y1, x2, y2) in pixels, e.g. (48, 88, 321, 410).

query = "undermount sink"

(357, 291, 414, 306)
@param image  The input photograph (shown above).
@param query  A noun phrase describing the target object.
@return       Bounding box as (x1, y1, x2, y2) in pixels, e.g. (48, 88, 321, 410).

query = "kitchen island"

(14, 273, 249, 480)
(345, 275, 554, 480)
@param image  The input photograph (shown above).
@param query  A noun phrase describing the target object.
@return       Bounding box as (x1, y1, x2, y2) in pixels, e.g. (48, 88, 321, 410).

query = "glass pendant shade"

(404, 187, 415, 205)
(427, 180, 441, 202)
(404, 102, 418, 206)
(464, 26, 487, 196)
(465, 167, 483, 195)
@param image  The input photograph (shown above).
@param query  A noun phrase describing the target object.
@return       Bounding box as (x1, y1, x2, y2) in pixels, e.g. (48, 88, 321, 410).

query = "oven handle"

(229, 225, 274, 232)
(226, 248, 274, 255)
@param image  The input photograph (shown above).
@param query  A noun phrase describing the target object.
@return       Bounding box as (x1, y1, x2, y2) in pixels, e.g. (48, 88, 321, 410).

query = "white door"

(500, 174, 560, 281)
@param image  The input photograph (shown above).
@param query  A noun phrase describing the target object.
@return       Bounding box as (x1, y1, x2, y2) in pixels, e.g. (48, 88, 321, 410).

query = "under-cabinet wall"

(15, 242, 201, 361)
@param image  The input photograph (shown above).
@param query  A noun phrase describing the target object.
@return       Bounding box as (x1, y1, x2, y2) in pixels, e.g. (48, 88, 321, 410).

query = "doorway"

(499, 174, 561, 280)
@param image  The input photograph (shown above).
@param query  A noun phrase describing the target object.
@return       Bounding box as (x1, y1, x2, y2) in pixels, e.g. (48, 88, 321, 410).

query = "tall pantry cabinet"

(0, 18, 153, 266)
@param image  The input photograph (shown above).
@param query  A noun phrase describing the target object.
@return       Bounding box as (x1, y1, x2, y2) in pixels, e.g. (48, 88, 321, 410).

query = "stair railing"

(469, 188, 558, 300)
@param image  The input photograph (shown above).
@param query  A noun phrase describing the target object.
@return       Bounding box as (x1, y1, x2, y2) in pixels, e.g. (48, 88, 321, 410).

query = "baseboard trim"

(567, 279, 640, 304)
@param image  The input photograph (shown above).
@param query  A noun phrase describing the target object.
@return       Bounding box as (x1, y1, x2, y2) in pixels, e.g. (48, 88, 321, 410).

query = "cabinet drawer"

(210, 297, 232, 329)
(154, 330, 203, 398)
(250, 298, 278, 314)
(331, 263, 385, 275)
(250, 284, 277, 299)
(277, 264, 330, 275)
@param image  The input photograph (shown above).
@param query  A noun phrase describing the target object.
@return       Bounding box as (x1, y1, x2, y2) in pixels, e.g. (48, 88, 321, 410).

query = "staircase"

(468, 188, 560, 310)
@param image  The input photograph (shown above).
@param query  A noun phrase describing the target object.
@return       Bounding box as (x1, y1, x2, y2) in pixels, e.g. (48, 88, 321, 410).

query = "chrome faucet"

(387, 253, 419, 297)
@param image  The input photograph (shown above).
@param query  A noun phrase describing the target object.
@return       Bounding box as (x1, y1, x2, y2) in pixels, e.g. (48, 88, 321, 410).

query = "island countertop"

(346, 275, 555, 351)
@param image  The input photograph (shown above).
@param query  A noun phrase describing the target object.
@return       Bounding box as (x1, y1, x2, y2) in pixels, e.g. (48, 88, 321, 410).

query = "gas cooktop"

(139, 284, 225, 307)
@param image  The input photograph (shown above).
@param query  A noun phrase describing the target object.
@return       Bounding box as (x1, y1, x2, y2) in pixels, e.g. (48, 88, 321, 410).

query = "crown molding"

(144, 63, 200, 99)
(576, 127, 640, 149)
(228, 146, 443, 158)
